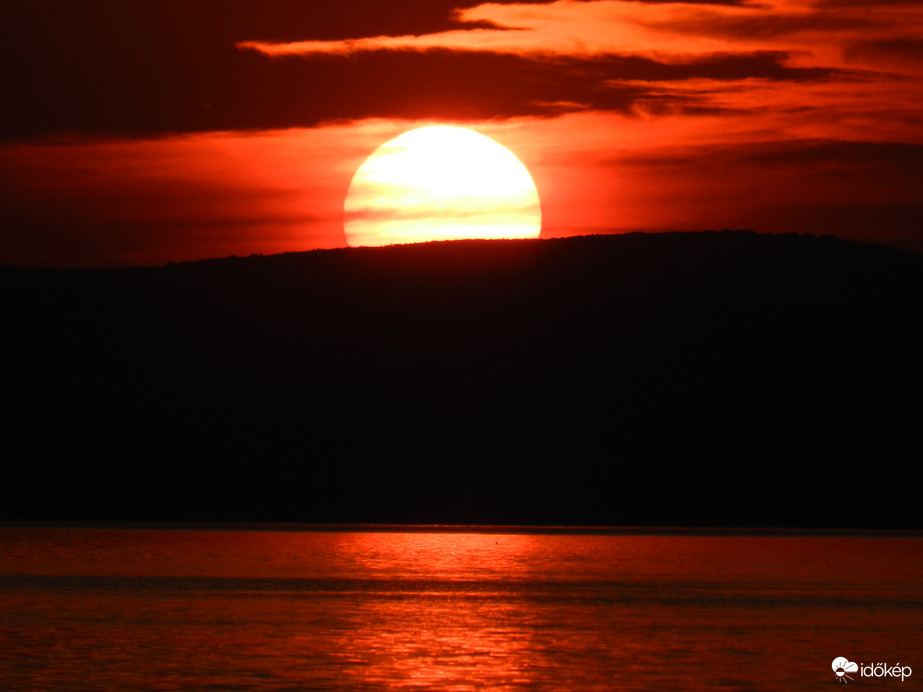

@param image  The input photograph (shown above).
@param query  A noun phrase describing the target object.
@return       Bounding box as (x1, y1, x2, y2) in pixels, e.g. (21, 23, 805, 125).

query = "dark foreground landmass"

(2, 231, 922, 527)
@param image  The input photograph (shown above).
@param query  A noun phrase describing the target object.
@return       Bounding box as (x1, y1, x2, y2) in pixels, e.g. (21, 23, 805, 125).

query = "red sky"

(2, 0, 922, 266)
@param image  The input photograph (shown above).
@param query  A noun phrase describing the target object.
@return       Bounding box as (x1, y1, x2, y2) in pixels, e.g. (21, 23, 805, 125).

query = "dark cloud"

(812, 0, 921, 7)
(595, 51, 840, 81)
(1, 0, 850, 141)
(1, 1, 518, 46)
(0, 0, 521, 138)
(843, 38, 923, 64)
(1, 15, 841, 144)
(0, 0, 759, 47)
(620, 138, 923, 182)
(639, 10, 881, 41)
(739, 139, 923, 171)
(626, 0, 755, 3)
(739, 140, 923, 215)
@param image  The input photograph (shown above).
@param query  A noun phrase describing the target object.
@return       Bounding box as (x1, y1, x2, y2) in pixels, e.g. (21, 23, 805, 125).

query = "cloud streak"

(4, 0, 920, 140)
(235, 0, 922, 70)
(229, 0, 922, 143)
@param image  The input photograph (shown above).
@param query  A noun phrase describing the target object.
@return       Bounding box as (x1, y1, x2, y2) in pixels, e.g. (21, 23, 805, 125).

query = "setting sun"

(344, 125, 541, 247)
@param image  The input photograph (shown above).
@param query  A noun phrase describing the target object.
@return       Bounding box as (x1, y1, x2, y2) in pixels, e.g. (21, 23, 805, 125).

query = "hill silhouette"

(2, 231, 922, 527)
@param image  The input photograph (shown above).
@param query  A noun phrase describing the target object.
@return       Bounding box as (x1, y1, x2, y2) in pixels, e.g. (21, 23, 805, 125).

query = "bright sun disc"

(344, 126, 541, 247)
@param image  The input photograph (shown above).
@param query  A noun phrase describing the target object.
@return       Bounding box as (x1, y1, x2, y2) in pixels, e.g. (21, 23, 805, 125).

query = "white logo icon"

(833, 657, 859, 684)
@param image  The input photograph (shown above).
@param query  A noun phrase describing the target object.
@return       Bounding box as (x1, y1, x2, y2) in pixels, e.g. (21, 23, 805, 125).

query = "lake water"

(1, 526, 921, 690)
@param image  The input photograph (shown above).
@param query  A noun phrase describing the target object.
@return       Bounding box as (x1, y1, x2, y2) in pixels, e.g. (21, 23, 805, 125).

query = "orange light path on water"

(2, 529, 922, 689)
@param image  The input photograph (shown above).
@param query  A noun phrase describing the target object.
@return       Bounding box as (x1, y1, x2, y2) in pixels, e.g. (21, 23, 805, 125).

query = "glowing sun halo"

(344, 126, 541, 247)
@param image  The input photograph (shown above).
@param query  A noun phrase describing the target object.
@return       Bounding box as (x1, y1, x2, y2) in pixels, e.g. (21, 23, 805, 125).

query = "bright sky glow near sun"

(1, 0, 922, 266)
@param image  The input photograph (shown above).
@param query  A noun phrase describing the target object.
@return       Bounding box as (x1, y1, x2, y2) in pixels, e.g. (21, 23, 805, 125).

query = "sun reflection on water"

(316, 532, 547, 689)
(1, 528, 921, 690)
